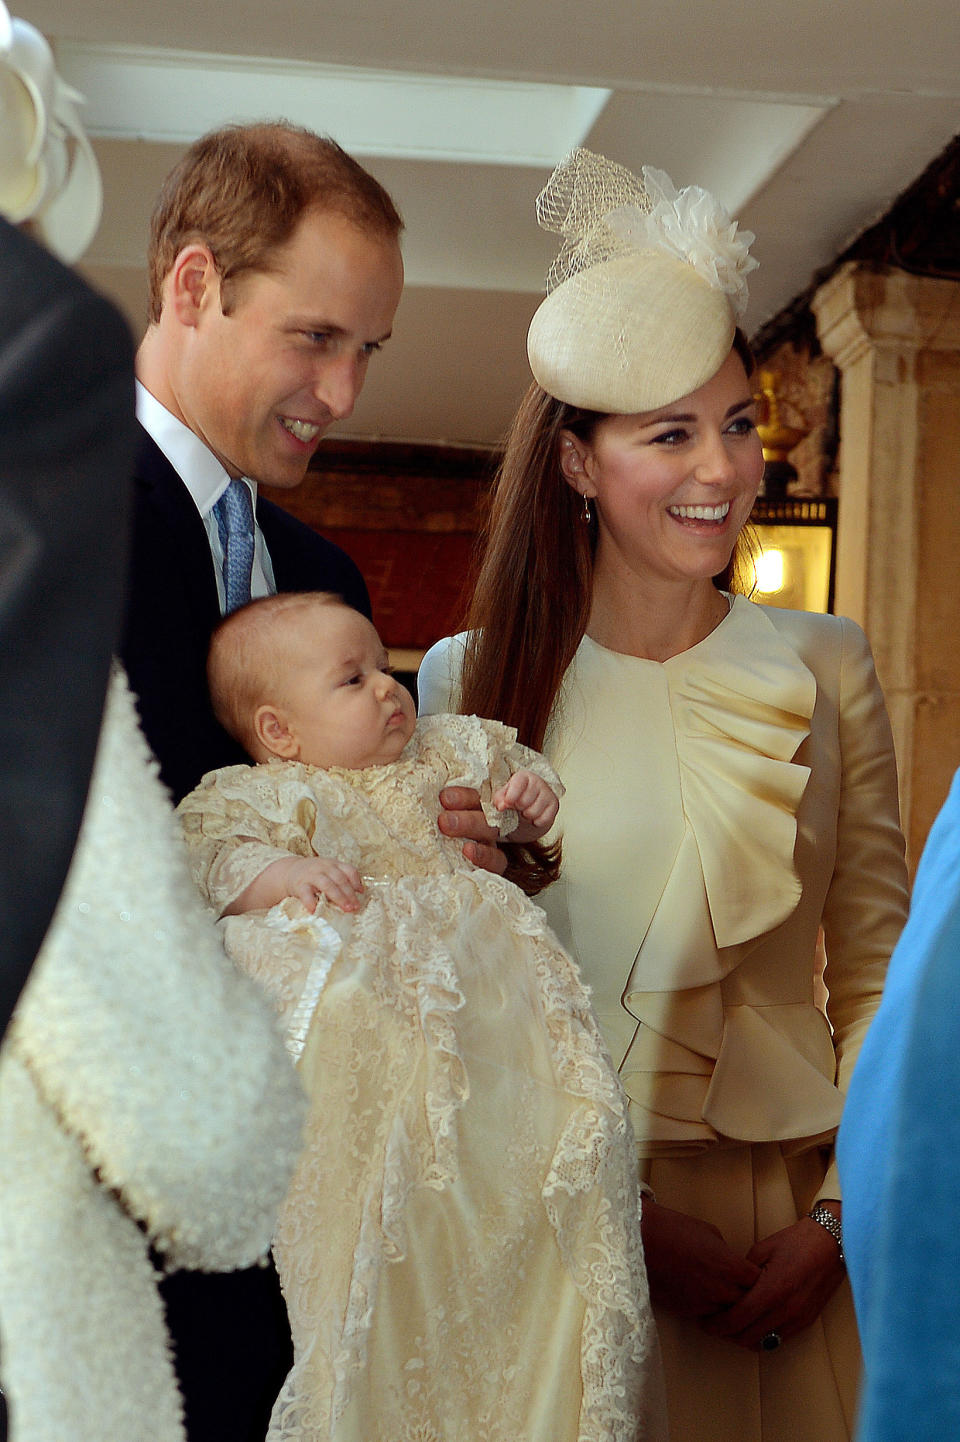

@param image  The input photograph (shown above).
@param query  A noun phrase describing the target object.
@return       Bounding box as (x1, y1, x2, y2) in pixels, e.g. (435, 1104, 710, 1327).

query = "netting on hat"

(537, 148, 654, 294)
(536, 147, 757, 319)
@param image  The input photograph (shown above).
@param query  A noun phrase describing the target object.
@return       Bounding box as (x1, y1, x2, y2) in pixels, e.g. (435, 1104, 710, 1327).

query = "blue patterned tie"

(212, 479, 255, 614)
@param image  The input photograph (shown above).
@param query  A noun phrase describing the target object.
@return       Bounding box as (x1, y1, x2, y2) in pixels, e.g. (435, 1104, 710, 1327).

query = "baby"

(202, 592, 559, 919)
(178, 592, 663, 1442)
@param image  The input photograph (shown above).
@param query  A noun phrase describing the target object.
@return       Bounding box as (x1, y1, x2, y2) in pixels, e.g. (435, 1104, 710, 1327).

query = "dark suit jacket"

(120, 426, 370, 803)
(0, 217, 135, 1041)
(118, 424, 370, 1442)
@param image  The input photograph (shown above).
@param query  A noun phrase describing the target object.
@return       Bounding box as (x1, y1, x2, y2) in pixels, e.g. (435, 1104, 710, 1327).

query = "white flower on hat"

(605, 167, 758, 321)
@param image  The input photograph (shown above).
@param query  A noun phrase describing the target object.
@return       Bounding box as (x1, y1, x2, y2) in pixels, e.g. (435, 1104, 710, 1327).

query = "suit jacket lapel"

(134, 425, 221, 623)
(258, 497, 317, 592)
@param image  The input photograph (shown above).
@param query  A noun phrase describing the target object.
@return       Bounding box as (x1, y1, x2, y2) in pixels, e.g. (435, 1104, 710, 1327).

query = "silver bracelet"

(808, 1203, 844, 1265)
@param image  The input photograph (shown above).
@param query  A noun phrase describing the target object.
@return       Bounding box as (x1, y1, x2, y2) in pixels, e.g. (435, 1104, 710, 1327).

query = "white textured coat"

(0, 669, 306, 1442)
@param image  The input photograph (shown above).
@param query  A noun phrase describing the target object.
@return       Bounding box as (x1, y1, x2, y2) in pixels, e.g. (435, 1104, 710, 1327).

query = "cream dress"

(419, 597, 910, 1442)
(178, 713, 666, 1442)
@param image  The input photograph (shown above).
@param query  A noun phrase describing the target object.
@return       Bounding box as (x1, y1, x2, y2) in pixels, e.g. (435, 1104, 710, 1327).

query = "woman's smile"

(666, 501, 732, 523)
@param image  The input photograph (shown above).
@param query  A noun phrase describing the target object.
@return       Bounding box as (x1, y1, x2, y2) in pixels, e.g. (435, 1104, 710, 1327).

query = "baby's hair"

(208, 591, 352, 756)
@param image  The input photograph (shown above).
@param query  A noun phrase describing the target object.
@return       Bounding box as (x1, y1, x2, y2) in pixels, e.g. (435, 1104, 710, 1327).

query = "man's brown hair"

(147, 123, 403, 322)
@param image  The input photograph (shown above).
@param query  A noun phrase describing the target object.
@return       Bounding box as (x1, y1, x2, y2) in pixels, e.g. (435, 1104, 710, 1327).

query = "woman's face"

(561, 349, 764, 589)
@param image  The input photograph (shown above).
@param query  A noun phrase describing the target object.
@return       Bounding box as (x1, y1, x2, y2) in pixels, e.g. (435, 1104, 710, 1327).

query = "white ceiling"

(20, 0, 960, 448)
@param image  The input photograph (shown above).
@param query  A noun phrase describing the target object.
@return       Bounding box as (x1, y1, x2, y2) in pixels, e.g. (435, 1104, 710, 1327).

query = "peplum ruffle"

(564, 599, 833, 1155)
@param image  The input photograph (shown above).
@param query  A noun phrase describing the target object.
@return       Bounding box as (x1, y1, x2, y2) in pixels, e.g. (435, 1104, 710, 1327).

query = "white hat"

(527, 148, 758, 414)
(0, 1, 102, 261)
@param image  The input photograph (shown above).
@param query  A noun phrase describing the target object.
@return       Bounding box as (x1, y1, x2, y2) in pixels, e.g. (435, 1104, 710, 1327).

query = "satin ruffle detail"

(613, 600, 826, 1152)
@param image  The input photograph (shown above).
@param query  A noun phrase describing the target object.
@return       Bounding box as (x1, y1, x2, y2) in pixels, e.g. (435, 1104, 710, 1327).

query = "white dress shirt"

(135, 382, 276, 612)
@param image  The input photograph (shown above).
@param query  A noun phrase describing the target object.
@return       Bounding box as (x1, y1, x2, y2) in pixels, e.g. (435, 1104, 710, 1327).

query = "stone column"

(813, 262, 960, 866)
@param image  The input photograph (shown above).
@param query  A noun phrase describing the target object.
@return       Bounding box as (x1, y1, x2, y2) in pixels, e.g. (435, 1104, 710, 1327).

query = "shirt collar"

(135, 381, 257, 518)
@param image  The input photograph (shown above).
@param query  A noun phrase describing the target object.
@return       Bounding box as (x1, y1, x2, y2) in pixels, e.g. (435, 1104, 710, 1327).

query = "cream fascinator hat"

(527, 148, 758, 413)
(0, 0, 101, 261)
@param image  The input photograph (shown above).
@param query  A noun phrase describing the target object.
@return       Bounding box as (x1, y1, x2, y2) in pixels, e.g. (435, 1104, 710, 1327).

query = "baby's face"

(276, 606, 416, 769)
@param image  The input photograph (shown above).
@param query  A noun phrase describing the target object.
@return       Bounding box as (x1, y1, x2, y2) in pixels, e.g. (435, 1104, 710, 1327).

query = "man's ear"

(253, 704, 300, 761)
(558, 430, 597, 498)
(167, 243, 220, 327)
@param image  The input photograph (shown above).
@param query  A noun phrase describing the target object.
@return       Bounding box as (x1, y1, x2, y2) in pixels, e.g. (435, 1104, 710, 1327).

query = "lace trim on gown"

(178, 715, 665, 1442)
(266, 873, 662, 1441)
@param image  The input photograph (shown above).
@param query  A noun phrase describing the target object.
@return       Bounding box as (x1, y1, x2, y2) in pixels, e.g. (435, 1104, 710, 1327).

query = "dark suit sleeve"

(257, 497, 371, 618)
(0, 218, 136, 1039)
(120, 432, 250, 804)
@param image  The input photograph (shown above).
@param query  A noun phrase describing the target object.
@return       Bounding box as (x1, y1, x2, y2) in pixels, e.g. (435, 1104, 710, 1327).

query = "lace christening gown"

(178, 713, 666, 1442)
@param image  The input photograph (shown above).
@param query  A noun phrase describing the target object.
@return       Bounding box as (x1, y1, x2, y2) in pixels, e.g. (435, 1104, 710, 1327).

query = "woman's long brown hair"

(459, 334, 756, 893)
(457, 385, 598, 892)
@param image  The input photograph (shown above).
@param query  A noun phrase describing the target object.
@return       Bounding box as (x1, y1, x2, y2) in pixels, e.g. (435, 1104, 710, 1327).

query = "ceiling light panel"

(56, 43, 611, 167)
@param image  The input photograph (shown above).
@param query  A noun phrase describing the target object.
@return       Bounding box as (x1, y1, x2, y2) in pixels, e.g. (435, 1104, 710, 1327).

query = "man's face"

(175, 208, 403, 488)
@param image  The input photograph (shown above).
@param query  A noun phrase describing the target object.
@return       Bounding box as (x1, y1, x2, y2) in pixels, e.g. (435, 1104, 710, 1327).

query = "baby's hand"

(224, 854, 364, 916)
(281, 856, 364, 913)
(492, 769, 560, 841)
